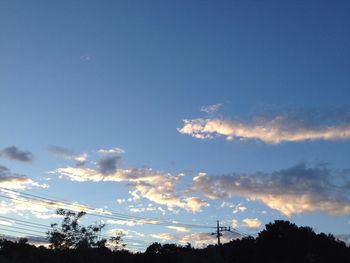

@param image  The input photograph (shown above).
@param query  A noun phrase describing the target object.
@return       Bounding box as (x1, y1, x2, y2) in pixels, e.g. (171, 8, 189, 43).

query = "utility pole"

(212, 220, 231, 246)
(216, 220, 221, 245)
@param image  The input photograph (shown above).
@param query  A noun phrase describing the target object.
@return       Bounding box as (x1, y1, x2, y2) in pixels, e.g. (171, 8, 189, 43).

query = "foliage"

(47, 209, 108, 250)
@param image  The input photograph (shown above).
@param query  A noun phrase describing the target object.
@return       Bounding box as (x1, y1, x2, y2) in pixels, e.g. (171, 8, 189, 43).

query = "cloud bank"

(192, 163, 350, 217)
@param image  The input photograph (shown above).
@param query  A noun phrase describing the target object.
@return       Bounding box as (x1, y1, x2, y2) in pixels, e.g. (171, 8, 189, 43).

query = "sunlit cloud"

(167, 226, 189, 233)
(242, 218, 262, 229)
(53, 160, 208, 213)
(192, 163, 350, 217)
(178, 109, 350, 144)
(0, 165, 47, 190)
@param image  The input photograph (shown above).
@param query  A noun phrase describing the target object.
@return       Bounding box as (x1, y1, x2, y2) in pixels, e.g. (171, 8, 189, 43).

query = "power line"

(0, 214, 149, 247)
(0, 187, 250, 248)
(0, 187, 214, 229)
(0, 227, 47, 238)
(0, 215, 52, 230)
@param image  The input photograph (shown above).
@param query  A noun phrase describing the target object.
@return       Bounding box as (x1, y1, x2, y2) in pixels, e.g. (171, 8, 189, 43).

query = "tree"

(47, 208, 106, 250)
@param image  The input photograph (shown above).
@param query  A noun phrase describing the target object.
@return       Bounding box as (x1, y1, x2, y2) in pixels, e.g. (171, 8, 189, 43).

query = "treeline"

(0, 220, 349, 263)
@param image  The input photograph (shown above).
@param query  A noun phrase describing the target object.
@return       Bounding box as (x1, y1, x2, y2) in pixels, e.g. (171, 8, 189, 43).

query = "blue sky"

(0, 0, 350, 250)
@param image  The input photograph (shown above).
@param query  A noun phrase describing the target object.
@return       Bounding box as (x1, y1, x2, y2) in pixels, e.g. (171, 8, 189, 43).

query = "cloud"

(0, 219, 13, 226)
(1, 146, 33, 162)
(0, 165, 46, 190)
(98, 148, 125, 154)
(192, 163, 350, 217)
(242, 218, 262, 229)
(178, 110, 350, 144)
(167, 226, 190, 233)
(220, 202, 247, 214)
(116, 199, 125, 204)
(48, 145, 87, 165)
(97, 156, 121, 175)
(54, 165, 208, 213)
(106, 218, 162, 227)
(128, 204, 156, 213)
(200, 104, 222, 114)
(183, 197, 209, 213)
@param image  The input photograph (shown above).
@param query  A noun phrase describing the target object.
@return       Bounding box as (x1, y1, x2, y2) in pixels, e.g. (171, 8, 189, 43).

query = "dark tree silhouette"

(47, 208, 107, 250)
(0, 219, 348, 263)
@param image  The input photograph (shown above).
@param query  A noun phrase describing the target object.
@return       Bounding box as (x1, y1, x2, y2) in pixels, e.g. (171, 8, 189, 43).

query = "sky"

(0, 0, 350, 250)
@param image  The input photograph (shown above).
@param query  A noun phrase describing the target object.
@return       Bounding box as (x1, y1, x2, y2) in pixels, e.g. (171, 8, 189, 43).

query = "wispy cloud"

(48, 145, 87, 165)
(192, 163, 350, 217)
(0, 146, 33, 162)
(178, 109, 350, 144)
(200, 103, 222, 114)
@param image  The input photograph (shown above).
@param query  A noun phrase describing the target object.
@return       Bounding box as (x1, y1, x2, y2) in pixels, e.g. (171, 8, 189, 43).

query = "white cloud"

(128, 206, 156, 213)
(98, 148, 125, 154)
(0, 219, 13, 226)
(220, 202, 247, 213)
(192, 163, 350, 217)
(106, 218, 162, 227)
(200, 104, 222, 114)
(231, 219, 239, 228)
(242, 218, 262, 229)
(116, 199, 125, 204)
